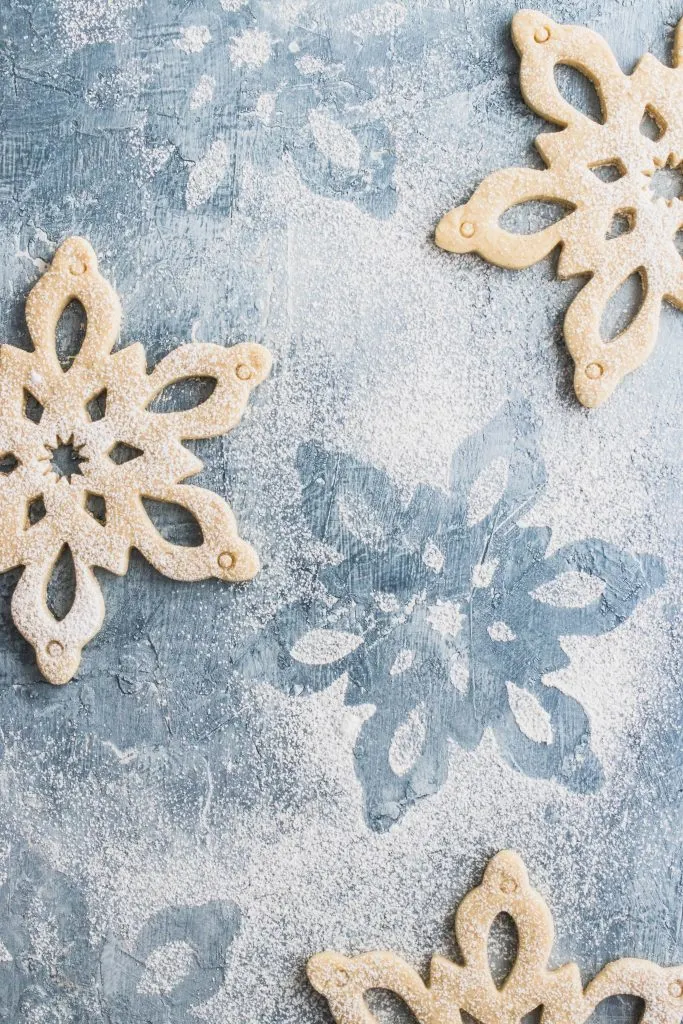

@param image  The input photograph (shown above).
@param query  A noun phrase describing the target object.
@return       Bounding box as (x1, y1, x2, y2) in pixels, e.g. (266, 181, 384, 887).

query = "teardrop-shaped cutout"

(0, 452, 19, 474)
(137, 941, 196, 997)
(583, 995, 645, 1024)
(467, 457, 508, 525)
(290, 628, 363, 665)
(141, 497, 204, 547)
(499, 200, 574, 235)
(590, 161, 626, 183)
(55, 299, 87, 371)
(366, 990, 422, 1022)
(388, 706, 426, 777)
(86, 389, 107, 422)
(506, 682, 553, 745)
(487, 912, 519, 989)
(605, 209, 634, 240)
(109, 442, 144, 465)
(639, 105, 665, 140)
(147, 376, 217, 413)
(26, 495, 46, 527)
(675, 228, 683, 257)
(531, 570, 605, 607)
(600, 268, 646, 342)
(521, 1008, 544, 1024)
(554, 63, 604, 122)
(46, 544, 77, 622)
(85, 492, 106, 525)
(49, 437, 86, 480)
(23, 390, 44, 424)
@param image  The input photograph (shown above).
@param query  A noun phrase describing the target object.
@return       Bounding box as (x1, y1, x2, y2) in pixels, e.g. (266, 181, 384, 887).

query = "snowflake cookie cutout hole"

(308, 850, 683, 1024)
(0, 237, 272, 684)
(435, 10, 683, 407)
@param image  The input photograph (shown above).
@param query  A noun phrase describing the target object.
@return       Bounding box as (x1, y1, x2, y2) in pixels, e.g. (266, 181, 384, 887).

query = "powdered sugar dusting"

(186, 140, 230, 209)
(190, 74, 216, 110)
(174, 25, 211, 54)
(229, 29, 273, 69)
(308, 110, 362, 171)
(505, 682, 553, 745)
(1, 3, 679, 1021)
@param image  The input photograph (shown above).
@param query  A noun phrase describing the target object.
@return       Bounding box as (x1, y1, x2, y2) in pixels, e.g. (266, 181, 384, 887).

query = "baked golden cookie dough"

(0, 237, 271, 684)
(436, 11, 683, 407)
(309, 851, 683, 1024)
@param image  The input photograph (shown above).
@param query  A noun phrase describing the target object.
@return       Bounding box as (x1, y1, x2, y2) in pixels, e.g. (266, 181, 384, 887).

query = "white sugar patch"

(348, 2, 406, 36)
(388, 706, 426, 775)
(190, 74, 215, 110)
(427, 600, 465, 638)
(488, 621, 516, 642)
(308, 110, 361, 171)
(137, 941, 196, 996)
(532, 571, 606, 608)
(374, 592, 401, 613)
(338, 493, 386, 547)
(296, 55, 326, 75)
(291, 629, 362, 665)
(450, 652, 470, 693)
(390, 648, 414, 675)
(422, 540, 444, 572)
(55, 0, 142, 51)
(185, 140, 230, 210)
(255, 93, 277, 124)
(505, 683, 553, 745)
(472, 558, 499, 588)
(229, 29, 273, 68)
(174, 25, 211, 54)
(127, 124, 173, 178)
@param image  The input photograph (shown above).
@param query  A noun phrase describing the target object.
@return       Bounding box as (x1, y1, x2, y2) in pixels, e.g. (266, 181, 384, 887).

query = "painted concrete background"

(0, 0, 681, 1021)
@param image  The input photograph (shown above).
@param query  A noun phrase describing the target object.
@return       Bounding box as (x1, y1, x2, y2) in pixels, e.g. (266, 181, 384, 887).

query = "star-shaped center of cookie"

(43, 436, 88, 482)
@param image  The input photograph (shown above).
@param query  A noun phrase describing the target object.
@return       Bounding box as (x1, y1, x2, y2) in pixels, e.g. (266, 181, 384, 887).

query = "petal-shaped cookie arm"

(585, 960, 683, 1024)
(24, 237, 120, 367)
(513, 11, 626, 126)
(454, 851, 553, 988)
(307, 951, 447, 1024)
(565, 263, 664, 407)
(445, 852, 586, 1024)
(11, 549, 105, 685)
(435, 168, 576, 269)
(133, 483, 260, 582)
(144, 342, 272, 440)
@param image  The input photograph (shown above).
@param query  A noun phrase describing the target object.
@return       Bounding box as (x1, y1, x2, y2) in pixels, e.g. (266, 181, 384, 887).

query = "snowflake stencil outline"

(0, 844, 240, 1023)
(238, 396, 664, 830)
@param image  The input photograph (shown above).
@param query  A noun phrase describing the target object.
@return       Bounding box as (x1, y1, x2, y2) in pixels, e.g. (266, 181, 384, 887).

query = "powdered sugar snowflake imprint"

(238, 397, 664, 830)
(0, 844, 240, 1023)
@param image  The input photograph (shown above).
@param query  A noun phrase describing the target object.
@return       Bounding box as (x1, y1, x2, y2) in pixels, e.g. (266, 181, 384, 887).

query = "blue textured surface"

(0, 1, 680, 1021)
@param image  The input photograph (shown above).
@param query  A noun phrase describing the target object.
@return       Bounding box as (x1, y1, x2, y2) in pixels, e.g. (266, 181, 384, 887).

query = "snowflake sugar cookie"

(436, 10, 683, 407)
(0, 237, 271, 684)
(308, 851, 683, 1024)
